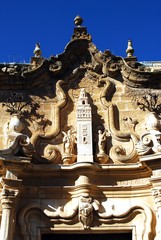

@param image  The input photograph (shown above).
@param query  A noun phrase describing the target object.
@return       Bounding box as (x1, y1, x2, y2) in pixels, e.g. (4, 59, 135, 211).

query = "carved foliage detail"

(128, 90, 161, 113)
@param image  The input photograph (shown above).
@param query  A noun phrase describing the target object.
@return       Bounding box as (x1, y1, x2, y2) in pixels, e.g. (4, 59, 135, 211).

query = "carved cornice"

(121, 58, 161, 88)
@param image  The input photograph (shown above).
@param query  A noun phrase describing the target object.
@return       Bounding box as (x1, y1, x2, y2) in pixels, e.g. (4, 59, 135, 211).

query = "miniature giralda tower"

(76, 88, 93, 162)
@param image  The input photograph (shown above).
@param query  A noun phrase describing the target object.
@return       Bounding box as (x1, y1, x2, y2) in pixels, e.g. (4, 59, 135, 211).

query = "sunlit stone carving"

(76, 89, 93, 162)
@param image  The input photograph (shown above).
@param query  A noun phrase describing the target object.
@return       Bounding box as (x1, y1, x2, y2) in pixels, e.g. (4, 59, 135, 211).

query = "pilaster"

(0, 178, 22, 240)
(151, 183, 161, 240)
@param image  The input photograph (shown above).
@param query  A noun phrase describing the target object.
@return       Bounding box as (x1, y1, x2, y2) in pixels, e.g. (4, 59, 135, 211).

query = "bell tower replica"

(76, 88, 93, 162)
(1, 16, 161, 240)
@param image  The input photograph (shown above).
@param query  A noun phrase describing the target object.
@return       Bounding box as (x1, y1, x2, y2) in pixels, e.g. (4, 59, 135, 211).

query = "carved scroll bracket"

(107, 104, 139, 164)
(30, 80, 67, 163)
(1, 113, 30, 157)
(136, 112, 161, 156)
(99, 77, 115, 109)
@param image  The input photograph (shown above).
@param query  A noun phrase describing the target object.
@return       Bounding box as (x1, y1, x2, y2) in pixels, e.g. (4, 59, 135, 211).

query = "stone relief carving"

(129, 90, 161, 113)
(96, 129, 109, 164)
(2, 77, 161, 164)
(136, 112, 161, 155)
(78, 195, 99, 229)
(107, 104, 139, 164)
(29, 80, 67, 163)
(1, 18, 161, 167)
(1, 113, 29, 156)
(62, 127, 77, 164)
(42, 193, 154, 235)
(44, 194, 100, 229)
(98, 130, 107, 154)
(19, 199, 154, 239)
(1, 17, 160, 240)
(31, 116, 48, 133)
(72, 16, 91, 41)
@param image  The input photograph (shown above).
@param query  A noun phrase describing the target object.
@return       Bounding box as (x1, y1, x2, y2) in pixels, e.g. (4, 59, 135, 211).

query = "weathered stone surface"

(0, 17, 161, 240)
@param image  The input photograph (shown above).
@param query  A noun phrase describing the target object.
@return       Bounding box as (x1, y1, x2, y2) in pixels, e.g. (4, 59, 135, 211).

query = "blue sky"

(1, 0, 161, 63)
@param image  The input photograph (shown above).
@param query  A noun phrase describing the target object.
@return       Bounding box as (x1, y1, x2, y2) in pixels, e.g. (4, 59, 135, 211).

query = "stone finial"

(74, 15, 83, 27)
(72, 16, 91, 41)
(33, 43, 42, 58)
(126, 40, 134, 57)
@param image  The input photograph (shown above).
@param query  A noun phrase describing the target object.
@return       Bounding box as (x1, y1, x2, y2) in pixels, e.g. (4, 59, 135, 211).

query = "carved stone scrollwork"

(29, 116, 59, 162)
(129, 90, 161, 113)
(43, 145, 61, 164)
(110, 140, 138, 164)
(44, 194, 100, 229)
(135, 112, 161, 155)
(108, 104, 131, 142)
(72, 16, 91, 41)
(30, 80, 67, 164)
(97, 200, 154, 239)
(0, 132, 30, 156)
(121, 57, 161, 88)
(1, 113, 30, 156)
(99, 77, 115, 108)
(49, 61, 62, 74)
(107, 104, 139, 163)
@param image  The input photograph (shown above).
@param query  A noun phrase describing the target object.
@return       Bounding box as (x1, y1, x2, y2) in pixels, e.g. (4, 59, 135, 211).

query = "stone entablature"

(0, 16, 160, 240)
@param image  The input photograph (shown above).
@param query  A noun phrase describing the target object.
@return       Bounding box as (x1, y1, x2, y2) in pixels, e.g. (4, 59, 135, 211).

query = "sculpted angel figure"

(98, 129, 107, 154)
(62, 128, 76, 155)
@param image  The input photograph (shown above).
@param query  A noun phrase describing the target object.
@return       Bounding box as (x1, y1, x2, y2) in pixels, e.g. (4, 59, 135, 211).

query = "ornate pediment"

(0, 16, 160, 174)
(1, 17, 161, 240)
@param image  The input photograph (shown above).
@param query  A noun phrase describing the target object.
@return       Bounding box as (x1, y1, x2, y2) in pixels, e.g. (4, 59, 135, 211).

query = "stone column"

(153, 188, 161, 240)
(0, 179, 21, 240)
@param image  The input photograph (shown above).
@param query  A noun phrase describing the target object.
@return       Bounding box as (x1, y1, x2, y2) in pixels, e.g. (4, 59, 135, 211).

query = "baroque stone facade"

(0, 16, 161, 240)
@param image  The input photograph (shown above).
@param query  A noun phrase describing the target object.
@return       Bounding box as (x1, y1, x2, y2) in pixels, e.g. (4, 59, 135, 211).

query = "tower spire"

(76, 89, 93, 162)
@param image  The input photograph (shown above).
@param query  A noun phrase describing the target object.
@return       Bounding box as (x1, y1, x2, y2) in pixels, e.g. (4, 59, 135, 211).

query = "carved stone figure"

(98, 130, 107, 154)
(44, 194, 100, 229)
(0, 16, 161, 240)
(96, 129, 109, 164)
(62, 127, 76, 164)
(78, 196, 93, 229)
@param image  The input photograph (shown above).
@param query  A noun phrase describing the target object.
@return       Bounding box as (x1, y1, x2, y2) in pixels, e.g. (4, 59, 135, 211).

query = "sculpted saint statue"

(98, 130, 107, 154)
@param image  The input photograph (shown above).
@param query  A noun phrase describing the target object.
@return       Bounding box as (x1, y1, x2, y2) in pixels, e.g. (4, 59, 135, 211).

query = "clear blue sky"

(1, 0, 161, 63)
